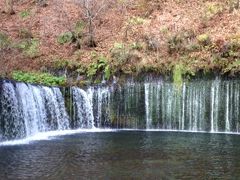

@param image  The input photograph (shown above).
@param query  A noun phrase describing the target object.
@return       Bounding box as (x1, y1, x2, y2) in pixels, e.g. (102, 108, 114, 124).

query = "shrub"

(110, 43, 131, 65)
(130, 42, 143, 50)
(19, 10, 31, 19)
(87, 55, 111, 80)
(74, 21, 85, 37)
(197, 34, 211, 46)
(223, 59, 240, 75)
(203, 2, 223, 20)
(57, 32, 73, 45)
(17, 38, 40, 58)
(12, 71, 66, 86)
(168, 34, 184, 54)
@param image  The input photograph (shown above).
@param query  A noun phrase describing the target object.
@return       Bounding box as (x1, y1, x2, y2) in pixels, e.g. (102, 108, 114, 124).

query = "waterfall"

(16, 83, 43, 136)
(1, 77, 240, 142)
(72, 87, 95, 128)
(0, 81, 94, 142)
(144, 83, 152, 129)
(0, 82, 25, 140)
(181, 83, 186, 130)
(88, 78, 240, 132)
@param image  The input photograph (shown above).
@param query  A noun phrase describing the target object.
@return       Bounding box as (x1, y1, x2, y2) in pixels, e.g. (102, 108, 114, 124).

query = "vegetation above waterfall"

(12, 71, 66, 86)
(1, 0, 240, 86)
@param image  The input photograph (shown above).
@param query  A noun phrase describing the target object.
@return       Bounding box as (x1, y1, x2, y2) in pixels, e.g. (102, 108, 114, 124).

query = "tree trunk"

(5, 0, 15, 15)
(88, 17, 96, 47)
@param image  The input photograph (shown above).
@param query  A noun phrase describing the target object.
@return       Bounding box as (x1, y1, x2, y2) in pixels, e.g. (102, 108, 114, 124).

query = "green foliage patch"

(173, 62, 196, 89)
(57, 32, 73, 45)
(111, 42, 131, 65)
(74, 21, 85, 37)
(223, 59, 240, 75)
(19, 10, 31, 19)
(87, 55, 111, 80)
(17, 38, 40, 58)
(12, 71, 66, 86)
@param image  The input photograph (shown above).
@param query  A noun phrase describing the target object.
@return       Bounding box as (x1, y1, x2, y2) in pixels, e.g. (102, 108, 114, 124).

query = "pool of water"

(0, 131, 240, 179)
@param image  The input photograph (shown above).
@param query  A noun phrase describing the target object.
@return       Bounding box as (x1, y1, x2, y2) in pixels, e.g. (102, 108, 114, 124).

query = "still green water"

(0, 131, 240, 179)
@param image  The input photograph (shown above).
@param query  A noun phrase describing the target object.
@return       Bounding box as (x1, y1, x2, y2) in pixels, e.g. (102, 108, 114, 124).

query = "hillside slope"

(1, 0, 240, 85)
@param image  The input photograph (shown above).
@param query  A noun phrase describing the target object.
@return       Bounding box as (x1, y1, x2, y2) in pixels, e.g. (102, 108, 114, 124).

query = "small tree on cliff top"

(77, 0, 111, 47)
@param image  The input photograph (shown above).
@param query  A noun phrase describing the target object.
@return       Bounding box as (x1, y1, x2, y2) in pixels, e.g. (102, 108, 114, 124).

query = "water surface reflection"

(0, 131, 240, 179)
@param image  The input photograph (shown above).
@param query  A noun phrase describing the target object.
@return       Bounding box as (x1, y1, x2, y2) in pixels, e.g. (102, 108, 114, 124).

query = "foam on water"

(0, 128, 117, 146)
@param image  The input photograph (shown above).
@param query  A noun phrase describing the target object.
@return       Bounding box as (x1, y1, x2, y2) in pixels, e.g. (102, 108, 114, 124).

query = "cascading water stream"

(72, 87, 95, 129)
(144, 83, 151, 129)
(0, 81, 94, 142)
(89, 77, 240, 132)
(1, 77, 240, 143)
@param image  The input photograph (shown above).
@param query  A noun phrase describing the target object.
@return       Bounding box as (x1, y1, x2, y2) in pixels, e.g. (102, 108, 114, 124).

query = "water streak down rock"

(1, 77, 240, 142)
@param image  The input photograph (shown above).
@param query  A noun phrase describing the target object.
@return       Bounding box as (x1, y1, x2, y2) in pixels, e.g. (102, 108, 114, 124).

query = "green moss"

(173, 64, 184, 88)
(173, 61, 196, 88)
(12, 71, 66, 86)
